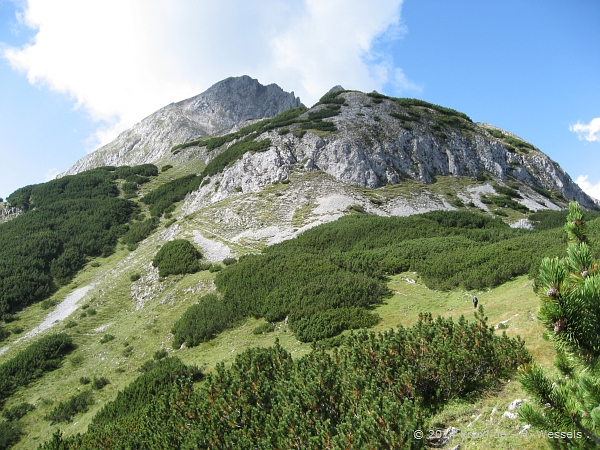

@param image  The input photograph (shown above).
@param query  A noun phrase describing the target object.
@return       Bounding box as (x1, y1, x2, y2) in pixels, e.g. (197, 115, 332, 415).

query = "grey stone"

(508, 399, 523, 410)
(62, 76, 301, 175)
(64, 83, 596, 211)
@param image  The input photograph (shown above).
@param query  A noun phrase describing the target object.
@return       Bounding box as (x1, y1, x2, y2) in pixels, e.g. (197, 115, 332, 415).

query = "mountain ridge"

(62, 76, 301, 175)
(61, 76, 596, 211)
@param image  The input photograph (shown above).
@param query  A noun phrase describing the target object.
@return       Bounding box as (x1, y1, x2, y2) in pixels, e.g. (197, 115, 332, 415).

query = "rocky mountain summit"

(64, 76, 596, 212)
(63, 76, 301, 174)
(177, 90, 596, 212)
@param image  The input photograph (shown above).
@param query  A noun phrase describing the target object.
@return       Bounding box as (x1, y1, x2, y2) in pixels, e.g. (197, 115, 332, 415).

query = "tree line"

(167, 210, 600, 346)
(0, 165, 158, 317)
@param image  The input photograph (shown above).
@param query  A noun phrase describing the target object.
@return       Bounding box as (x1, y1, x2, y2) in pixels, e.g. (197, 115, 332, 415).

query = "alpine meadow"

(0, 76, 599, 449)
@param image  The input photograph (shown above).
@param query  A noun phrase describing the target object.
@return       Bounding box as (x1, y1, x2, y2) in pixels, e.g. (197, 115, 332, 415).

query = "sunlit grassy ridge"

(1, 160, 597, 448)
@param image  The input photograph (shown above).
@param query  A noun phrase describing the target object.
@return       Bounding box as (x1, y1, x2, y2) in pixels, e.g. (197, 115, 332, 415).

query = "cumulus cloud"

(44, 167, 59, 181)
(570, 117, 600, 142)
(2, 0, 415, 151)
(576, 175, 600, 201)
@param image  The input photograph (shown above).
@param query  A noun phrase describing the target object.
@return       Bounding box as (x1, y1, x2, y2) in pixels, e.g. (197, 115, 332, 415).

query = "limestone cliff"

(64, 79, 595, 210)
(63, 76, 301, 174)
(175, 90, 595, 211)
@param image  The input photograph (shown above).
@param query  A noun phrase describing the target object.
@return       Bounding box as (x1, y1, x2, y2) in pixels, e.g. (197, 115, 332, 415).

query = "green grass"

(0, 223, 309, 448)
(372, 273, 553, 449)
(3, 249, 553, 449)
(291, 201, 316, 228)
(376, 273, 552, 366)
(0, 169, 564, 449)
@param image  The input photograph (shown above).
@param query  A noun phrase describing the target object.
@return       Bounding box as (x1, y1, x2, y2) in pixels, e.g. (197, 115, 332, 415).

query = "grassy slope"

(5, 264, 551, 449)
(0, 168, 566, 449)
(377, 273, 552, 449)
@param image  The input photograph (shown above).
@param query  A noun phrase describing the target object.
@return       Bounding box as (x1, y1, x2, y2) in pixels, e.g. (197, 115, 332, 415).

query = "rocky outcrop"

(63, 79, 595, 210)
(180, 91, 596, 210)
(62, 76, 301, 175)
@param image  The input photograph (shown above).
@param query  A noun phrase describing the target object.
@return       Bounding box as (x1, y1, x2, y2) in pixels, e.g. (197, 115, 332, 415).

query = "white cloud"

(393, 67, 422, 94)
(570, 117, 600, 142)
(576, 175, 600, 201)
(44, 167, 59, 181)
(2, 0, 415, 151)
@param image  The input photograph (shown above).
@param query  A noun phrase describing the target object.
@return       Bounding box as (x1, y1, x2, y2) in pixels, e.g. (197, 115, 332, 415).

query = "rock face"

(64, 78, 595, 210)
(63, 76, 302, 174)
(180, 91, 596, 211)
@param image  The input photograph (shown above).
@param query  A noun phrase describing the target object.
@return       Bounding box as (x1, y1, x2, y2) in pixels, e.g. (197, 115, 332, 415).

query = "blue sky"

(0, 0, 598, 200)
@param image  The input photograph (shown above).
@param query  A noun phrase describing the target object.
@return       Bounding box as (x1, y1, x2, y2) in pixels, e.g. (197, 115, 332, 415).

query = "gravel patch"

(233, 226, 282, 244)
(510, 219, 534, 230)
(386, 193, 440, 216)
(312, 194, 356, 215)
(192, 230, 233, 262)
(518, 195, 559, 212)
(160, 223, 181, 241)
(131, 263, 166, 311)
(94, 323, 113, 333)
(16, 284, 95, 343)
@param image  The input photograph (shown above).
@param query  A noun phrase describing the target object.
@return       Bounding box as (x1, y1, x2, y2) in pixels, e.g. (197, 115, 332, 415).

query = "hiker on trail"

(473, 297, 478, 309)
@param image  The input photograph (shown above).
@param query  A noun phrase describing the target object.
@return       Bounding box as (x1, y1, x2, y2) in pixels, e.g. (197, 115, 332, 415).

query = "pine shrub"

(171, 294, 235, 347)
(99, 334, 115, 344)
(152, 239, 202, 277)
(44, 313, 529, 448)
(92, 376, 110, 390)
(0, 333, 74, 406)
(2, 402, 34, 421)
(44, 390, 94, 424)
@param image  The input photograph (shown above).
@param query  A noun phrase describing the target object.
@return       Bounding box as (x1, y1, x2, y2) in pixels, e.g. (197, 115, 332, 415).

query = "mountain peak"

(326, 85, 345, 94)
(63, 76, 301, 175)
(182, 75, 302, 127)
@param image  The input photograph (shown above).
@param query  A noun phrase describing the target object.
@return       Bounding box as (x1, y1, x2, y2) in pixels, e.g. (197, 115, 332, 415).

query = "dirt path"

(1, 284, 95, 356)
(19, 284, 95, 342)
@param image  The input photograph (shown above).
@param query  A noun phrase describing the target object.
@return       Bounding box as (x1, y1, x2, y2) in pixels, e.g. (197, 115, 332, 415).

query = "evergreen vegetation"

(388, 96, 472, 122)
(91, 376, 110, 390)
(531, 185, 553, 199)
(493, 183, 522, 198)
(481, 193, 530, 213)
(0, 326, 9, 343)
(520, 203, 600, 448)
(44, 390, 94, 424)
(38, 358, 202, 448)
(488, 129, 505, 139)
(121, 217, 159, 250)
(252, 322, 275, 335)
(144, 134, 273, 217)
(0, 333, 74, 407)
(318, 90, 348, 105)
(140, 174, 203, 217)
(162, 91, 483, 223)
(168, 210, 596, 345)
(42, 313, 529, 448)
(121, 181, 138, 197)
(0, 165, 158, 316)
(171, 294, 233, 347)
(99, 334, 115, 344)
(170, 106, 308, 154)
(487, 128, 535, 153)
(169, 99, 341, 157)
(201, 137, 272, 178)
(289, 306, 380, 342)
(2, 402, 34, 421)
(0, 421, 21, 449)
(152, 239, 203, 277)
